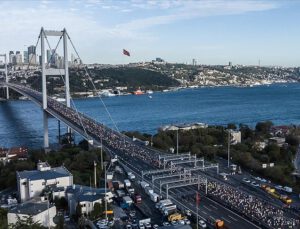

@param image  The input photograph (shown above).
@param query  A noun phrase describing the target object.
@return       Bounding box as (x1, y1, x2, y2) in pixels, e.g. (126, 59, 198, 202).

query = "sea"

(0, 83, 300, 149)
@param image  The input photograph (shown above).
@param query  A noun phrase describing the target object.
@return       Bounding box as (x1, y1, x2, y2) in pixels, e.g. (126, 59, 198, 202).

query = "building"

(15, 51, 22, 65)
(7, 201, 56, 227)
(23, 51, 28, 64)
(269, 137, 286, 147)
(46, 49, 51, 64)
(66, 185, 113, 216)
(159, 123, 208, 132)
(28, 45, 36, 56)
(17, 162, 73, 202)
(9, 51, 14, 64)
(230, 130, 241, 145)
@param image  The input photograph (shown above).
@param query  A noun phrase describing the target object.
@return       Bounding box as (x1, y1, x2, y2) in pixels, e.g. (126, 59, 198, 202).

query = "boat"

(133, 88, 144, 95)
(98, 90, 116, 97)
(148, 95, 152, 99)
(56, 97, 66, 102)
(19, 96, 28, 100)
(146, 90, 153, 94)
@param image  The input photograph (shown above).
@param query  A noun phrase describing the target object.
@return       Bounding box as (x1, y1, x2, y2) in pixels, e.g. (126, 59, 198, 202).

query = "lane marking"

(201, 211, 208, 215)
(228, 215, 238, 222)
(222, 217, 232, 223)
(203, 206, 212, 212)
(209, 204, 218, 210)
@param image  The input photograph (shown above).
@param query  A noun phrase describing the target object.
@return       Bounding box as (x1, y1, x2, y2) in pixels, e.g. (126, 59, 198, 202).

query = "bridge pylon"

(0, 54, 8, 99)
(40, 27, 71, 148)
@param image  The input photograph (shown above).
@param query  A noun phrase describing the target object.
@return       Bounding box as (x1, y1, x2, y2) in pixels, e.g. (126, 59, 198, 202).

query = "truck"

(155, 199, 173, 209)
(116, 189, 126, 198)
(150, 193, 159, 203)
(134, 194, 142, 204)
(123, 196, 133, 206)
(140, 181, 149, 189)
(162, 205, 177, 216)
(145, 186, 154, 195)
(107, 172, 113, 180)
(112, 180, 124, 190)
(128, 173, 136, 181)
(126, 187, 135, 195)
(124, 179, 131, 188)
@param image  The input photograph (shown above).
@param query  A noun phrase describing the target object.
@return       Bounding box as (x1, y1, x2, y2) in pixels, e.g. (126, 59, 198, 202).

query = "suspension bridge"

(0, 28, 299, 229)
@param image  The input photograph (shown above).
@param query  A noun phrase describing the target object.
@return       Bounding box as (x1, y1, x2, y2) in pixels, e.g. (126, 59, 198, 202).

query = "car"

(108, 221, 114, 227)
(171, 221, 178, 226)
(178, 220, 185, 225)
(260, 178, 267, 183)
(199, 220, 207, 228)
(251, 181, 259, 187)
(129, 210, 136, 217)
(185, 210, 191, 216)
(152, 224, 159, 229)
(243, 178, 251, 183)
(255, 176, 262, 181)
(162, 222, 170, 227)
(184, 219, 191, 225)
(145, 222, 151, 229)
(126, 224, 132, 229)
(275, 185, 283, 190)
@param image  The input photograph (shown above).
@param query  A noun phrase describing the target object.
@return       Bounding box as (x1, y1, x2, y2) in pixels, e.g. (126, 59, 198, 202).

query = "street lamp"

(176, 128, 179, 155)
(227, 129, 232, 168)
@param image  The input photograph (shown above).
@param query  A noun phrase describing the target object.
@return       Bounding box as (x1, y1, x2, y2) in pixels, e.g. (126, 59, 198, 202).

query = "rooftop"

(17, 166, 72, 181)
(9, 201, 54, 215)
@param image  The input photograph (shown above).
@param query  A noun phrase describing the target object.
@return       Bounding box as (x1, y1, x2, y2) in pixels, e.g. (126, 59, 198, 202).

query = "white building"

(230, 130, 241, 145)
(17, 162, 73, 202)
(66, 185, 113, 216)
(7, 201, 56, 228)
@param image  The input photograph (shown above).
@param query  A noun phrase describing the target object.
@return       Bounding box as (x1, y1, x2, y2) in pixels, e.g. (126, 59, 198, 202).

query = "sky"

(0, 0, 300, 66)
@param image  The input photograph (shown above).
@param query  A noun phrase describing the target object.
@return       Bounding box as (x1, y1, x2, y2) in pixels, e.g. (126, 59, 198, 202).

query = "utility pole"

(104, 163, 107, 220)
(94, 161, 97, 188)
(228, 130, 231, 168)
(176, 128, 179, 155)
(100, 137, 103, 170)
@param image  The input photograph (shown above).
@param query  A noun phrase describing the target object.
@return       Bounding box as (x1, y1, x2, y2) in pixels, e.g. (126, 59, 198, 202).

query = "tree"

(286, 135, 299, 147)
(9, 215, 46, 229)
(255, 121, 273, 134)
(227, 123, 237, 130)
(0, 208, 8, 229)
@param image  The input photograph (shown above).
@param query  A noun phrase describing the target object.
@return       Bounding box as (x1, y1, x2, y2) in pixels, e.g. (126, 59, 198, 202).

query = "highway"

(113, 151, 263, 229)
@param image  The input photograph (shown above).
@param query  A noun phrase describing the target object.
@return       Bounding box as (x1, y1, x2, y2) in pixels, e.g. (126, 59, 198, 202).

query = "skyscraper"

(46, 50, 51, 64)
(15, 51, 22, 65)
(9, 51, 14, 64)
(23, 51, 28, 64)
(28, 45, 36, 55)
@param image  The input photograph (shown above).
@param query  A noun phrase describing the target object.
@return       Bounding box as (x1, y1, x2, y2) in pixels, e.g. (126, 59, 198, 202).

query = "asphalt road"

(114, 152, 263, 229)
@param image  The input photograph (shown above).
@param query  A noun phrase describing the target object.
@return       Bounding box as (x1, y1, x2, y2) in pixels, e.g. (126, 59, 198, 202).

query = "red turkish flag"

(123, 49, 130, 56)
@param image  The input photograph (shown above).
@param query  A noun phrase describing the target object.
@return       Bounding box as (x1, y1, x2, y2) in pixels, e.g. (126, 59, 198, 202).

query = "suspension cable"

(66, 32, 121, 134)
(43, 31, 89, 140)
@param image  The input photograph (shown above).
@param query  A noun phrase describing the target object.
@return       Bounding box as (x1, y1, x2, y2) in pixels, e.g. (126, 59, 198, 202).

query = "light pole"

(227, 129, 231, 168)
(104, 162, 107, 220)
(176, 128, 179, 155)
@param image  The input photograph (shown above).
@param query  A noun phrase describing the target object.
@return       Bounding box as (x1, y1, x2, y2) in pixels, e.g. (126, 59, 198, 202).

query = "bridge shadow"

(0, 101, 38, 147)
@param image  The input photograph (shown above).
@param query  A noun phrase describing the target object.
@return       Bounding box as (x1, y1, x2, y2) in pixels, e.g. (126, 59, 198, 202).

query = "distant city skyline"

(0, 0, 300, 66)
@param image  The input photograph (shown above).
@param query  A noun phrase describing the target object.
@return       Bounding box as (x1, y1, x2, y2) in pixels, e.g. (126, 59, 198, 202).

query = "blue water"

(0, 83, 300, 148)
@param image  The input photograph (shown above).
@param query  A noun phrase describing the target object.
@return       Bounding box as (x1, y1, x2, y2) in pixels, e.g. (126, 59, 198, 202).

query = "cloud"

(116, 0, 280, 31)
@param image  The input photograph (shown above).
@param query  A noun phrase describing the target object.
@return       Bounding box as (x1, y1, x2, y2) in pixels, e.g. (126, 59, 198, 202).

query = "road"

(113, 151, 263, 229)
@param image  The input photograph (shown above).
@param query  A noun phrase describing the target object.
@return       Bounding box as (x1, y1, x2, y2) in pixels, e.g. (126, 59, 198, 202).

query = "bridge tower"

(40, 27, 70, 148)
(0, 54, 8, 99)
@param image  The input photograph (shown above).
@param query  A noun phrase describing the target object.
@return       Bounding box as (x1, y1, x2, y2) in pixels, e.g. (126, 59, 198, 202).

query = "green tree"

(255, 121, 273, 134)
(9, 215, 46, 229)
(0, 208, 8, 229)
